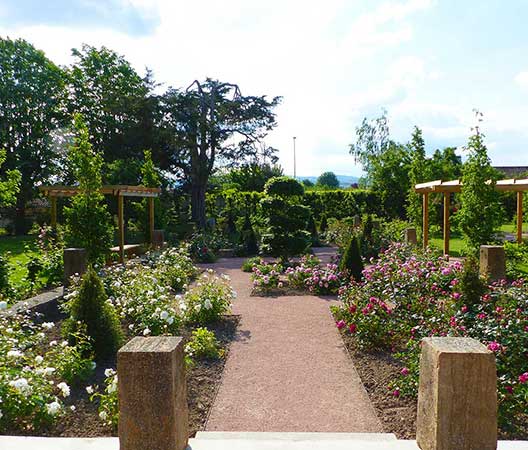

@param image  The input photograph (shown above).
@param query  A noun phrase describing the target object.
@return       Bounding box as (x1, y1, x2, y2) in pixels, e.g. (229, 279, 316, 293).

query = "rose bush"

(333, 243, 528, 432)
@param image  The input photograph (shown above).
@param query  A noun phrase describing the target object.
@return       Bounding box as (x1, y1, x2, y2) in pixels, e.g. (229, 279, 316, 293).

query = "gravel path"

(200, 248, 382, 432)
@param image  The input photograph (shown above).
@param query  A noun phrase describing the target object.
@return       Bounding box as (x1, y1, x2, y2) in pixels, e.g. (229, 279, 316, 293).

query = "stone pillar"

(416, 337, 497, 450)
(152, 229, 165, 249)
(353, 215, 361, 227)
(479, 245, 506, 281)
(118, 336, 188, 450)
(63, 248, 87, 287)
(404, 228, 418, 246)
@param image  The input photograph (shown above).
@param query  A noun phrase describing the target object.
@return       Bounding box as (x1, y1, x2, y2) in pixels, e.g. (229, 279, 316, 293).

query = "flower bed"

(249, 254, 345, 296)
(332, 243, 528, 438)
(0, 246, 238, 437)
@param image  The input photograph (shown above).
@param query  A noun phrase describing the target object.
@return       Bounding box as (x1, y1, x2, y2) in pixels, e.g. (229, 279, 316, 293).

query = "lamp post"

(293, 136, 297, 179)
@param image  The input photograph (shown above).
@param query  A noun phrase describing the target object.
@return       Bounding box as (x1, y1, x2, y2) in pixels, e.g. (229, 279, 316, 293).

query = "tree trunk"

(191, 182, 207, 229)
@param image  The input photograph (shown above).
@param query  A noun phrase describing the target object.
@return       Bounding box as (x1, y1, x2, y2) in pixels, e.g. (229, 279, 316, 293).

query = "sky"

(1, 0, 527, 177)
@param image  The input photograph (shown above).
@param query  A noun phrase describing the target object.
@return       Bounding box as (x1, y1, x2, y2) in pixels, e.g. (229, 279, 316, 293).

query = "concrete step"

(0, 436, 526, 450)
(195, 431, 397, 441)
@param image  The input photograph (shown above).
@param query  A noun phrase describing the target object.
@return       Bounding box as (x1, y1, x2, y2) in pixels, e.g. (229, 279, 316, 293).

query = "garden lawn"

(0, 235, 38, 285)
(429, 235, 466, 257)
(499, 223, 528, 234)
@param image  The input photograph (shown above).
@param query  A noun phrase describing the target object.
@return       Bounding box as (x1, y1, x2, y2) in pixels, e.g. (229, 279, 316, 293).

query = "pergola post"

(422, 192, 429, 249)
(443, 192, 450, 257)
(50, 197, 57, 229)
(118, 193, 125, 263)
(517, 191, 523, 244)
(148, 197, 155, 245)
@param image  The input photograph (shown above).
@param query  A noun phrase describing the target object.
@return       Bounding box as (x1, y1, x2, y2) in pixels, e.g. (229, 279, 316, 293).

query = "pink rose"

(336, 320, 346, 330)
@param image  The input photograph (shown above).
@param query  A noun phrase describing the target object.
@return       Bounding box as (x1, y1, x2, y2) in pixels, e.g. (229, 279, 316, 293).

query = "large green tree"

(0, 37, 67, 232)
(68, 45, 155, 165)
(456, 112, 502, 249)
(349, 111, 411, 218)
(406, 127, 430, 228)
(0, 149, 20, 208)
(160, 79, 280, 227)
(316, 171, 339, 188)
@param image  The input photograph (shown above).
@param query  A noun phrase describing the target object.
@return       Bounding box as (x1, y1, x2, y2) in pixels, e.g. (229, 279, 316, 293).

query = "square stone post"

(404, 228, 417, 246)
(479, 245, 506, 281)
(353, 215, 361, 227)
(63, 248, 87, 288)
(118, 336, 188, 450)
(416, 337, 497, 450)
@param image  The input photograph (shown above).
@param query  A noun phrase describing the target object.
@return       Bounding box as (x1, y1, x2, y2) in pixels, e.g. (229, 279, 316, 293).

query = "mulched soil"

(3, 313, 239, 439)
(337, 322, 528, 441)
(337, 330, 417, 439)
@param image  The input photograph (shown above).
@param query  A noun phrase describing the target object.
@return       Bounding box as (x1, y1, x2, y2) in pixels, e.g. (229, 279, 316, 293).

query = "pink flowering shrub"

(285, 255, 344, 295)
(333, 243, 528, 432)
(251, 262, 283, 292)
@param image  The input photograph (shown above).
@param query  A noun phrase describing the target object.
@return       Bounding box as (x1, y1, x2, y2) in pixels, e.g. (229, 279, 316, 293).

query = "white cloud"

(0, 0, 439, 175)
(515, 71, 528, 90)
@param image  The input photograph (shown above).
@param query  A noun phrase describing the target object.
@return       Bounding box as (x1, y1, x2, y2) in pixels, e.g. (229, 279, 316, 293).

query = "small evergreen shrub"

(319, 214, 328, 233)
(307, 214, 320, 246)
(242, 256, 262, 272)
(242, 214, 259, 255)
(63, 267, 123, 359)
(459, 255, 486, 306)
(185, 327, 224, 360)
(339, 235, 364, 282)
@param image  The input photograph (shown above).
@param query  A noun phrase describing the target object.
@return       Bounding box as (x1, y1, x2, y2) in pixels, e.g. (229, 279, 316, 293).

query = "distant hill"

(297, 175, 360, 188)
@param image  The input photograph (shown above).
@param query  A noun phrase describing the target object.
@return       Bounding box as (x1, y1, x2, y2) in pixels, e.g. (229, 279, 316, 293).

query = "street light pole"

(293, 136, 297, 179)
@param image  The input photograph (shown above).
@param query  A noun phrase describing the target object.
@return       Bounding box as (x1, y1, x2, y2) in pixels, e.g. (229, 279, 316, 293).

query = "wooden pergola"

(39, 185, 161, 263)
(415, 178, 528, 255)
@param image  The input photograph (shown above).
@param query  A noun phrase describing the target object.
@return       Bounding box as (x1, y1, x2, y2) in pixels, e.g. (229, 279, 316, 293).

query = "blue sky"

(1, 0, 527, 177)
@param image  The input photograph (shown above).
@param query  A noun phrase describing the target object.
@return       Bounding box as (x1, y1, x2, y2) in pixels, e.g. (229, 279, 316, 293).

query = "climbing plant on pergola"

(39, 185, 161, 263)
(415, 178, 528, 255)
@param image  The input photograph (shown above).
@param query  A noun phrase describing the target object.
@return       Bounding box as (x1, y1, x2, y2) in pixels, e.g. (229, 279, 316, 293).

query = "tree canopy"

(316, 171, 339, 188)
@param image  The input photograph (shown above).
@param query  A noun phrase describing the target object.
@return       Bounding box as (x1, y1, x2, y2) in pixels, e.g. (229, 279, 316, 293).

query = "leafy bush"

(86, 368, 118, 429)
(185, 327, 224, 360)
(0, 311, 94, 431)
(251, 261, 283, 292)
(102, 261, 182, 336)
(264, 176, 305, 197)
(63, 267, 123, 359)
(319, 213, 328, 233)
(154, 246, 196, 291)
(0, 254, 12, 300)
(339, 235, 364, 282)
(241, 214, 259, 255)
(504, 241, 528, 279)
(188, 232, 227, 262)
(64, 115, 113, 263)
(182, 271, 234, 324)
(242, 256, 262, 272)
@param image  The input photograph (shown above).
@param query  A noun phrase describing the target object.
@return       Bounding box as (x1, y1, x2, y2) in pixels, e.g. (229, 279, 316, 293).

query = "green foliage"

(406, 127, 430, 228)
(307, 214, 320, 246)
(260, 196, 311, 260)
(63, 267, 123, 359)
(339, 235, 364, 281)
(316, 171, 339, 188)
(223, 163, 283, 192)
(182, 271, 234, 324)
(0, 37, 67, 232)
(319, 213, 328, 233)
(64, 115, 113, 263)
(242, 256, 262, 272)
(302, 179, 314, 187)
(456, 113, 503, 249)
(504, 241, 528, 279)
(0, 254, 12, 299)
(264, 176, 305, 197)
(241, 214, 259, 255)
(185, 327, 224, 360)
(0, 149, 21, 208)
(68, 45, 152, 162)
(459, 256, 486, 306)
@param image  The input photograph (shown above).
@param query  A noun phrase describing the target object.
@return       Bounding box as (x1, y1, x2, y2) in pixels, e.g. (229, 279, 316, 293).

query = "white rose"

(57, 382, 70, 398)
(35, 355, 44, 364)
(46, 401, 61, 416)
(0, 301, 7, 310)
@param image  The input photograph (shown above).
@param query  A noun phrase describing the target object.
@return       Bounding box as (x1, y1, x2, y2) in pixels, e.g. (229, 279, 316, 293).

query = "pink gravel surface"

(200, 248, 382, 432)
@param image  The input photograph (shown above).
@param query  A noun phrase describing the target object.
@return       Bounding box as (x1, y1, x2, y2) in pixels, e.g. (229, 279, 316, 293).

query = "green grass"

(498, 223, 528, 234)
(429, 236, 466, 257)
(0, 235, 38, 285)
